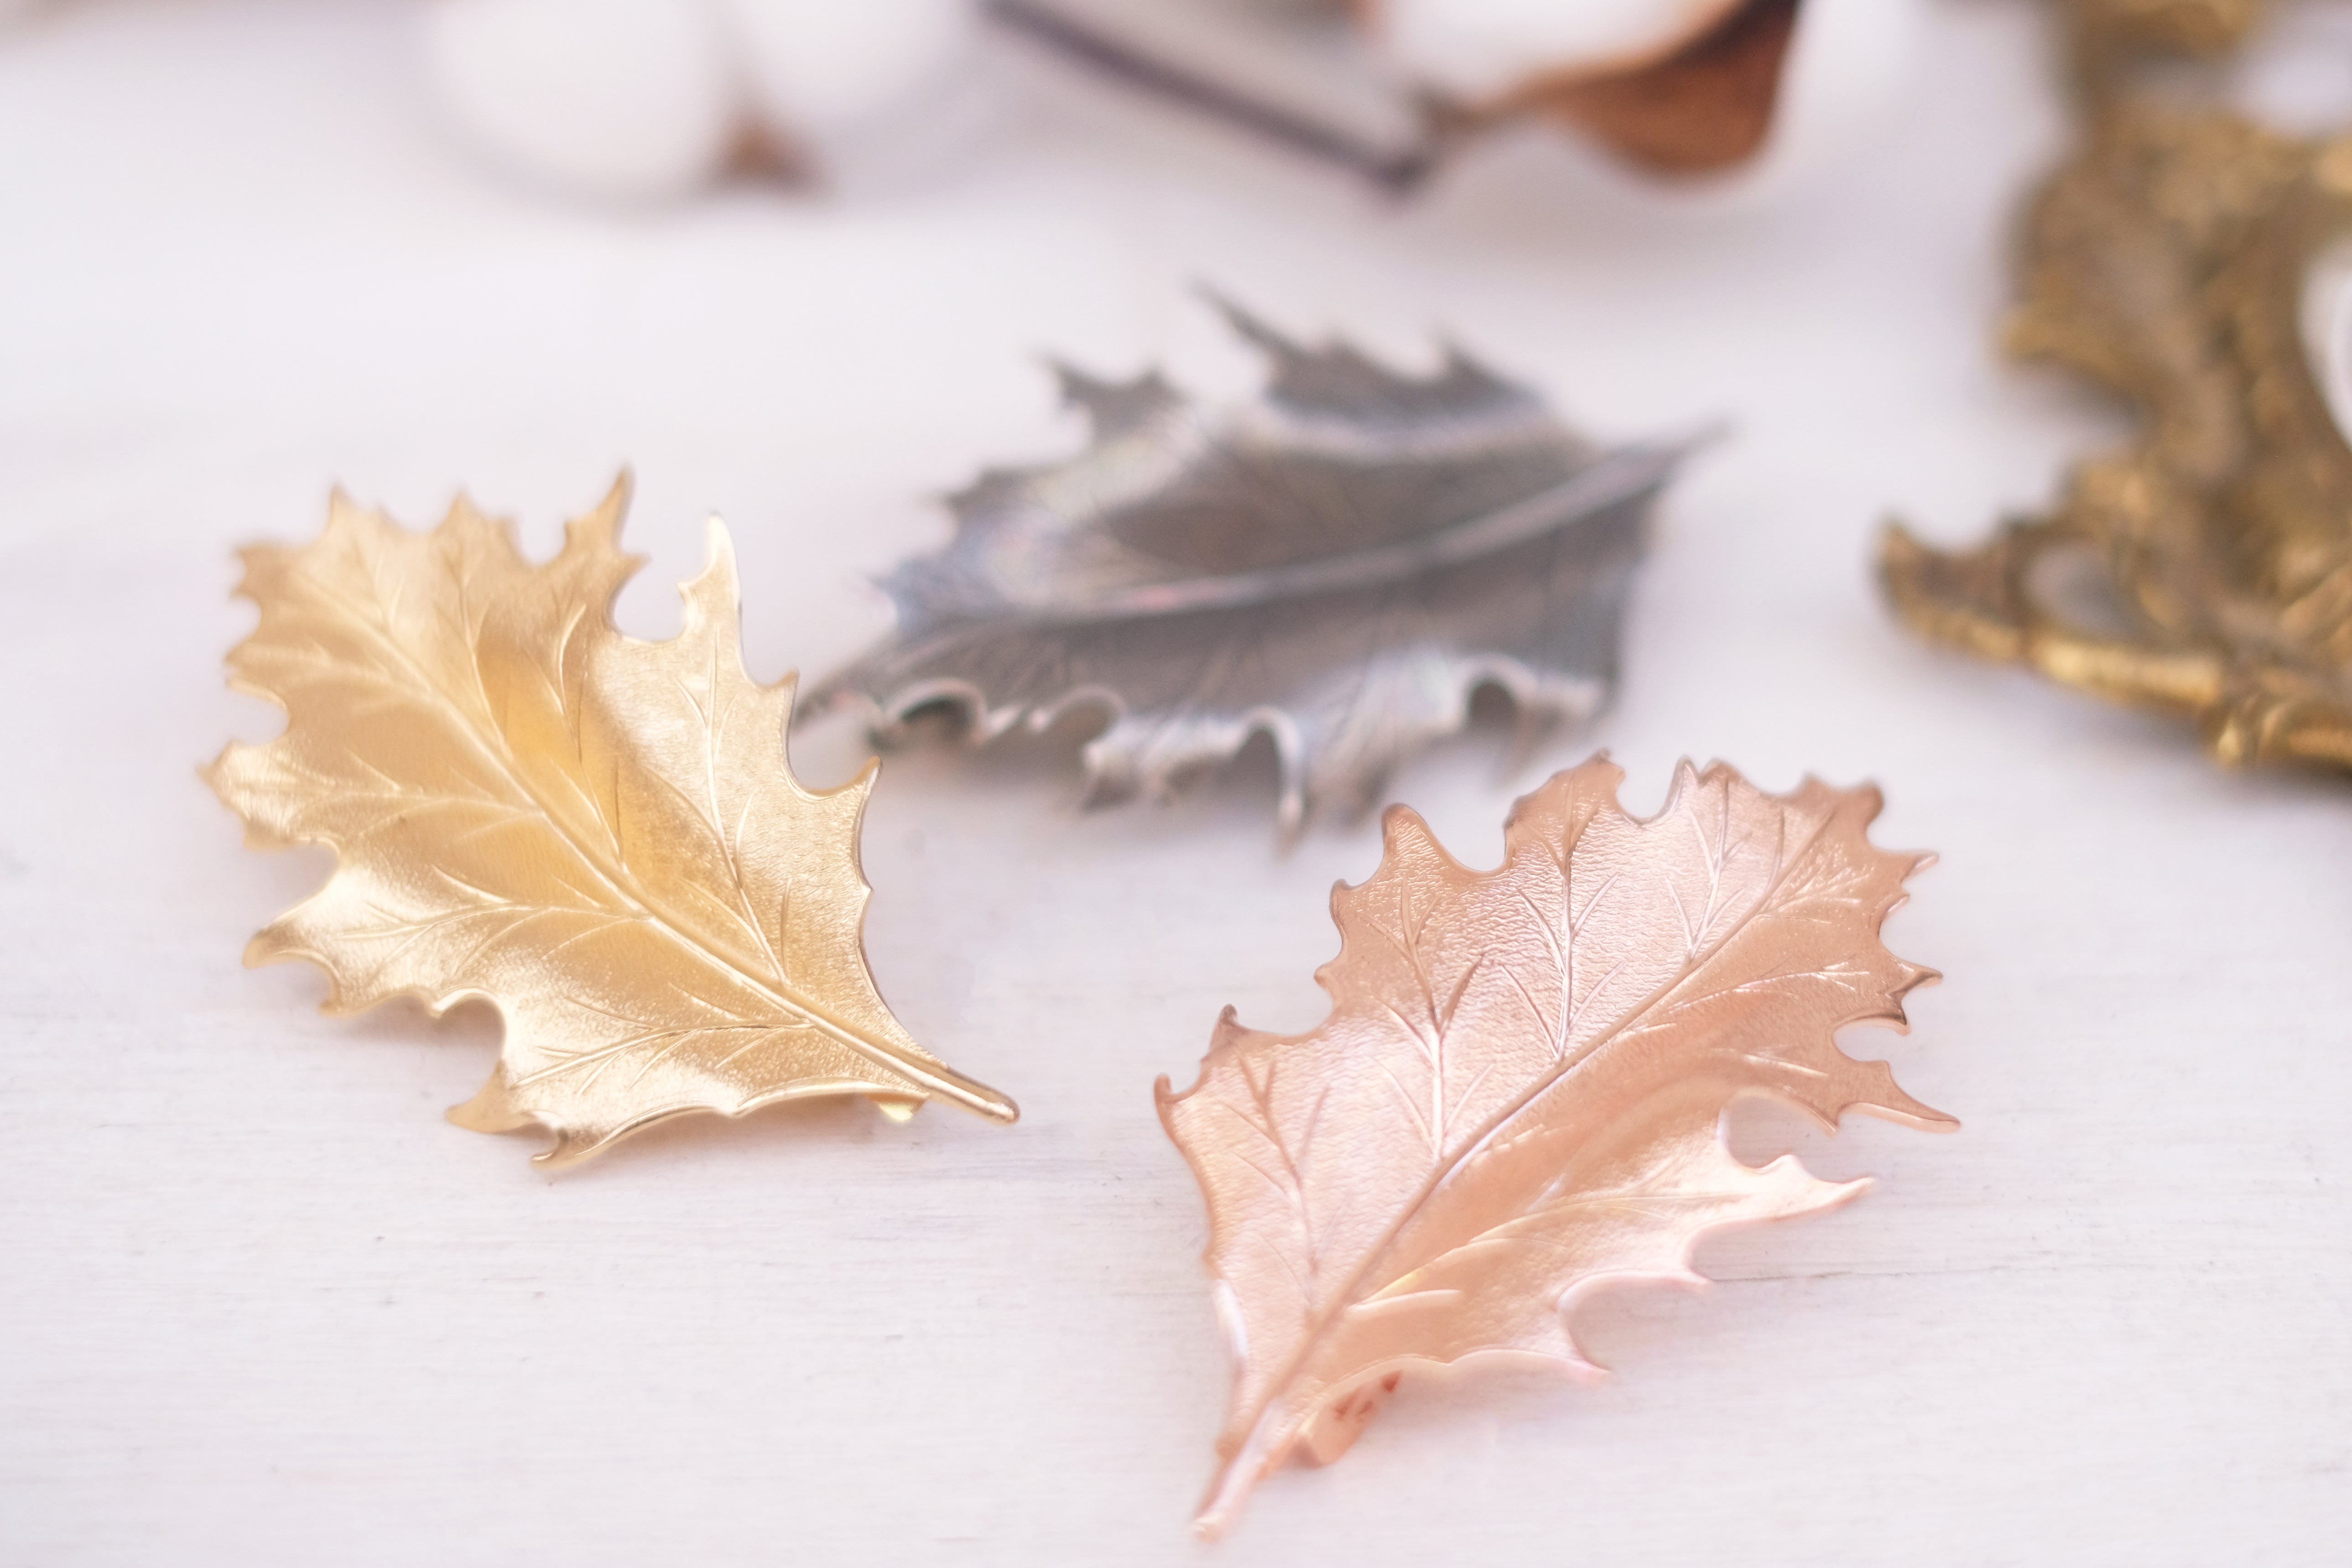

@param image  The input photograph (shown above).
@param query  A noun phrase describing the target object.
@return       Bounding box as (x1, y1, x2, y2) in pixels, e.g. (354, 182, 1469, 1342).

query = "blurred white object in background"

(417, 0, 1920, 203)
(425, 0, 746, 199)
(424, 0, 990, 200)
(731, 0, 997, 193)
(1742, 0, 1924, 198)
(733, 0, 974, 139)
(2231, 0, 2352, 134)
(2302, 231, 2352, 448)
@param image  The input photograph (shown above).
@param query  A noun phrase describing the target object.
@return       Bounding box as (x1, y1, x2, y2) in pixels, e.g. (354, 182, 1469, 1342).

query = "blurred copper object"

(988, 0, 1806, 188)
(1159, 757, 1950, 1537)
(1881, 7, 2352, 776)
(207, 480, 1016, 1168)
(1500, 0, 1800, 174)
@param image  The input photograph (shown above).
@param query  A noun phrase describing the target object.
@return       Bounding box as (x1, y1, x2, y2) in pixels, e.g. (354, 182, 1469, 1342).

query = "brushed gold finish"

(206, 478, 1016, 1167)
(1158, 757, 1949, 1537)
(1881, 5, 2352, 773)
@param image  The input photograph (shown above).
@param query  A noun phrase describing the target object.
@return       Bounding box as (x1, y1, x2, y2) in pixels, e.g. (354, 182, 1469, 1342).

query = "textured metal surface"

(1881, 5, 2352, 776)
(1157, 757, 1950, 1537)
(206, 480, 1016, 1168)
(807, 299, 1694, 836)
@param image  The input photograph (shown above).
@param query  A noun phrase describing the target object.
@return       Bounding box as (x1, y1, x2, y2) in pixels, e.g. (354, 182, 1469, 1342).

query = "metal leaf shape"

(206, 478, 1017, 1167)
(1158, 757, 1951, 1537)
(805, 299, 1695, 836)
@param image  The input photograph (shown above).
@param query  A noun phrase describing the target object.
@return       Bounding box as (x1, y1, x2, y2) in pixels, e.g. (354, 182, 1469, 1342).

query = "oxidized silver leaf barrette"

(806, 296, 1705, 836)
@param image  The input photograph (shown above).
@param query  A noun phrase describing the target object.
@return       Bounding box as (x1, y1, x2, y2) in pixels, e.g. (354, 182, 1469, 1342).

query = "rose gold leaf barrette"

(1158, 756, 1950, 1536)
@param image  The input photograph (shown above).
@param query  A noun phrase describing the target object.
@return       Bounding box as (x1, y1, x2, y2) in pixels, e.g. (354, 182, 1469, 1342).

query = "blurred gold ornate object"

(2061, 0, 2267, 74)
(206, 480, 1016, 1168)
(1881, 26, 2352, 775)
(1159, 757, 1950, 1537)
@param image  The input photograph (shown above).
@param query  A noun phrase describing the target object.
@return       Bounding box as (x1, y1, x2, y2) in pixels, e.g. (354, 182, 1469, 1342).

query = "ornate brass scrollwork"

(1880, 0, 2352, 772)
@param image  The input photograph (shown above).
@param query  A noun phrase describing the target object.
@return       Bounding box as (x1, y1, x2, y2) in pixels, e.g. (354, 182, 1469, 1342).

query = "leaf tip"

(1664, 755, 1705, 808)
(603, 465, 636, 515)
(1878, 515, 1930, 566)
(1858, 1076, 1960, 1134)
(527, 1136, 598, 1172)
(673, 516, 746, 650)
(1374, 800, 1440, 857)
(452, 1086, 607, 1170)
(243, 918, 334, 983)
(447, 1067, 536, 1136)
(1193, 278, 1271, 338)
(1826, 1172, 1876, 1204)
(1190, 1458, 1258, 1544)
(196, 747, 234, 803)
(227, 540, 283, 604)
(843, 747, 880, 792)
(567, 469, 635, 553)
(1503, 750, 1625, 836)
(324, 484, 368, 533)
(1834, 776, 1889, 824)
(697, 513, 741, 583)
(1158, 1010, 1244, 1121)
(1910, 1104, 1963, 1134)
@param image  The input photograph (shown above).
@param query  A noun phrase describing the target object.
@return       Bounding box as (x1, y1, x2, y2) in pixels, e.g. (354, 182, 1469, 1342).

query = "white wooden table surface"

(4, 2, 2349, 1562)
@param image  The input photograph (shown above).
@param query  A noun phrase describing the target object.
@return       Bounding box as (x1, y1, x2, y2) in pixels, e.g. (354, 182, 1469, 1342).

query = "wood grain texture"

(0, 2, 2347, 1563)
